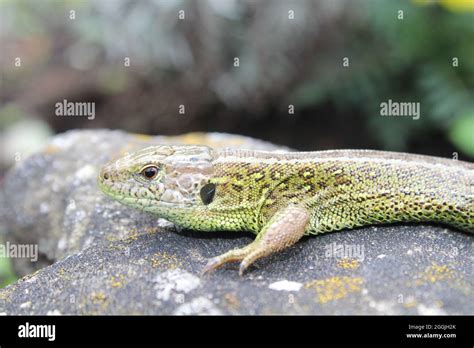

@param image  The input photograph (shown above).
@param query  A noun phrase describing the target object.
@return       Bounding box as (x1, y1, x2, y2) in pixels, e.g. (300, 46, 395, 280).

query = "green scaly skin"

(98, 145, 474, 275)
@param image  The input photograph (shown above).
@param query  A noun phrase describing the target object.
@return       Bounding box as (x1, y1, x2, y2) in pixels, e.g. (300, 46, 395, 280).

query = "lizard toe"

(238, 248, 266, 276)
(202, 247, 252, 275)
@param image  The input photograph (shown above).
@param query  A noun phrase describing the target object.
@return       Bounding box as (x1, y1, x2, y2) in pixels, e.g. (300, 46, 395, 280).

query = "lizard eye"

(140, 165, 159, 180)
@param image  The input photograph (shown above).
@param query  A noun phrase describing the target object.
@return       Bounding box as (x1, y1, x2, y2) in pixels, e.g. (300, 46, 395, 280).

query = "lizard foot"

(202, 205, 309, 276)
(202, 244, 254, 276)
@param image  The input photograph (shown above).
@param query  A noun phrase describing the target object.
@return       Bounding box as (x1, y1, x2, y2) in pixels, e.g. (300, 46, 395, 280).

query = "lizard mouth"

(98, 178, 195, 209)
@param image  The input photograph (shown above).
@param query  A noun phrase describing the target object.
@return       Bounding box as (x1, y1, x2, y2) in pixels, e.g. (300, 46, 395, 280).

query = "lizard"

(98, 145, 474, 275)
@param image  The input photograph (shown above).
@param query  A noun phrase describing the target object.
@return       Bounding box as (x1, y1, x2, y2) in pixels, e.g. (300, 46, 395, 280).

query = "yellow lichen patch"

(105, 234, 118, 242)
(187, 248, 205, 261)
(415, 263, 456, 285)
(91, 291, 107, 303)
(109, 230, 139, 244)
(107, 243, 127, 252)
(0, 287, 14, 301)
(108, 228, 158, 244)
(56, 267, 74, 281)
(90, 291, 109, 313)
(149, 251, 182, 270)
(337, 258, 360, 270)
(18, 269, 41, 284)
(408, 263, 471, 296)
(305, 276, 363, 304)
(123, 231, 140, 243)
(109, 275, 125, 288)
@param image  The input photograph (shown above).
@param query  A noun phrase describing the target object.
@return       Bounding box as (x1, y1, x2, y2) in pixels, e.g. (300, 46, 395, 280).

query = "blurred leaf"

(97, 66, 129, 95)
(448, 111, 474, 156)
(0, 236, 17, 288)
(439, 0, 474, 12)
(0, 257, 17, 288)
(0, 103, 25, 128)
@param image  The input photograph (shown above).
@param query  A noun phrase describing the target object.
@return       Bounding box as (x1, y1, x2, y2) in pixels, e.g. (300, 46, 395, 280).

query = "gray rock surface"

(0, 130, 472, 314)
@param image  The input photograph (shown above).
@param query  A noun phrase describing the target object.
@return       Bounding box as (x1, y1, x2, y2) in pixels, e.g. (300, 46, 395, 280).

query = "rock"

(0, 130, 472, 314)
(0, 225, 471, 315)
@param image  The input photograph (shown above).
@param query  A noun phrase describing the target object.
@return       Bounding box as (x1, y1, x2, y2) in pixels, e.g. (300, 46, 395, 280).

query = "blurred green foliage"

(293, 0, 474, 153)
(0, 258, 17, 288)
(1, 0, 473, 157)
(0, 238, 17, 288)
(449, 111, 474, 157)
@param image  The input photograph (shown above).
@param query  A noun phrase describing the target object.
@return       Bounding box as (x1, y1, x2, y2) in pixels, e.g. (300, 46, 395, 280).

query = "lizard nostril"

(100, 169, 110, 181)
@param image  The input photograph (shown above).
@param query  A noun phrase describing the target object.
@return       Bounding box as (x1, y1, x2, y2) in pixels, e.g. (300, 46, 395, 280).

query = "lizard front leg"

(203, 205, 310, 276)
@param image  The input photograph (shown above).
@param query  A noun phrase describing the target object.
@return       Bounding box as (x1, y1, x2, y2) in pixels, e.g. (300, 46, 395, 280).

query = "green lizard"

(98, 145, 474, 275)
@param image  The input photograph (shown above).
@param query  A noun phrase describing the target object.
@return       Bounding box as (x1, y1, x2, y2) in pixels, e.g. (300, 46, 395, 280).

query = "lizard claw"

(201, 257, 222, 275)
(238, 248, 264, 276)
(201, 245, 254, 275)
(238, 262, 247, 277)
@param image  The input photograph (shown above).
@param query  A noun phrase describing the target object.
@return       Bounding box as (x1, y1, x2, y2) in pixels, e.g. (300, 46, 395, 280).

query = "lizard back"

(211, 149, 474, 234)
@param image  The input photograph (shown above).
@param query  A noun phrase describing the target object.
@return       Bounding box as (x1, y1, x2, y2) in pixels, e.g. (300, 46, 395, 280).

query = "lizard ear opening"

(200, 183, 216, 205)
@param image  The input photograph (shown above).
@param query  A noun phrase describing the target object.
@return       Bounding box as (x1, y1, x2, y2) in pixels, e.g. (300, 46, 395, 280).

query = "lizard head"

(98, 145, 216, 214)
